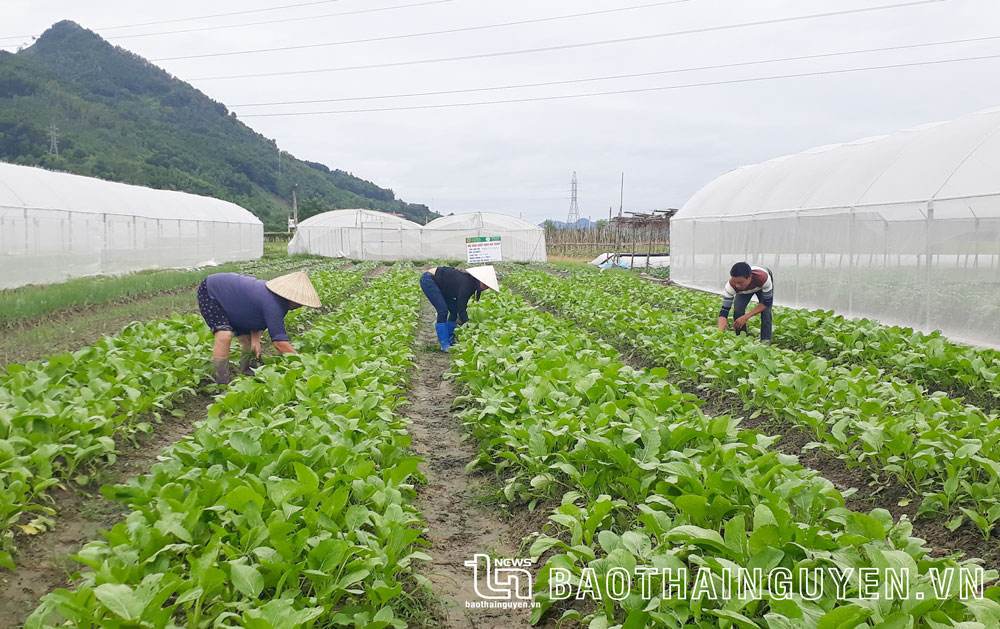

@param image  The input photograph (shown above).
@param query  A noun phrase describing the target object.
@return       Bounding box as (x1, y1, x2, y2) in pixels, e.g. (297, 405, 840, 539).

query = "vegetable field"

(3, 261, 1000, 628)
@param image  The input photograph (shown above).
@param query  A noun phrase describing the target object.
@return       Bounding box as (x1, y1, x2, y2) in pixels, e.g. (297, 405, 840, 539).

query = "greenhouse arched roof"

(0, 162, 260, 223)
(296, 209, 422, 229)
(424, 211, 541, 231)
(677, 107, 1000, 221)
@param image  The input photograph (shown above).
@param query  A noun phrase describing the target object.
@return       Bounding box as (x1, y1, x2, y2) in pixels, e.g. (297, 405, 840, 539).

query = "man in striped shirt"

(717, 262, 773, 344)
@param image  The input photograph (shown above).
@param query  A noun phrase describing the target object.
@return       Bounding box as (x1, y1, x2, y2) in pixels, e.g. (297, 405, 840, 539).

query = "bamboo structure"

(609, 209, 677, 268)
(545, 210, 675, 259)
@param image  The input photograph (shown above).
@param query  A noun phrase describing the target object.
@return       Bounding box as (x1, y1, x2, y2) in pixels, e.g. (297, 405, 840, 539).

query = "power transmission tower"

(47, 123, 59, 158)
(567, 171, 580, 224)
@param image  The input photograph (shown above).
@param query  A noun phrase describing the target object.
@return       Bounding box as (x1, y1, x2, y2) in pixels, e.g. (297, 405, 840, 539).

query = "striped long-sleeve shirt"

(719, 266, 773, 317)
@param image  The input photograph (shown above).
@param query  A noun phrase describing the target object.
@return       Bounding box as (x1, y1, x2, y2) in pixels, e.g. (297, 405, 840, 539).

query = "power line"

(151, 0, 694, 61)
(191, 0, 950, 81)
(235, 53, 1000, 116)
(109, 1, 454, 41)
(231, 34, 1000, 107)
(0, 0, 448, 41)
(106, 0, 352, 31)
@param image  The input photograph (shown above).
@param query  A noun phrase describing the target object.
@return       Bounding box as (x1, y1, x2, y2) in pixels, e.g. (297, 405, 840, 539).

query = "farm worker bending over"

(419, 265, 500, 352)
(197, 271, 322, 384)
(717, 262, 774, 344)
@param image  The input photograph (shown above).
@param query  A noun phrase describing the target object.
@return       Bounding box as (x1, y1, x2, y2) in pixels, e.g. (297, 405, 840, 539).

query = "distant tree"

(0, 21, 440, 226)
(297, 198, 329, 222)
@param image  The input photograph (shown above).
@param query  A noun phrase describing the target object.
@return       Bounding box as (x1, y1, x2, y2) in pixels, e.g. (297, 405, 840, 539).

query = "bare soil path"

(406, 304, 534, 628)
(0, 259, 351, 626)
(519, 288, 1000, 573)
(1, 258, 327, 368)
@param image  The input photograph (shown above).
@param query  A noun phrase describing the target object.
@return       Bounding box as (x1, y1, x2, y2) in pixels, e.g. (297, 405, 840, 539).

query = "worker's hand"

(734, 314, 750, 330)
(250, 331, 263, 358)
(273, 340, 297, 355)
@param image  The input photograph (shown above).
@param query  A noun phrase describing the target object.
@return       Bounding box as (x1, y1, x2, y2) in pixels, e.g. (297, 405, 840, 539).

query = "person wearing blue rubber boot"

(419, 265, 500, 352)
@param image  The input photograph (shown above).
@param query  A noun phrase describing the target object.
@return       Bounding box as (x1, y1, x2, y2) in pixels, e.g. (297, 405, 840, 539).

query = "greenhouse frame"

(671, 107, 1000, 348)
(421, 212, 546, 262)
(0, 163, 263, 290)
(287, 209, 423, 260)
(289, 209, 547, 262)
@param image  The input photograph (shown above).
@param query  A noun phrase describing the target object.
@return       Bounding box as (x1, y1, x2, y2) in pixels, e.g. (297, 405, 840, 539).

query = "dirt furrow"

(406, 303, 534, 628)
(0, 394, 209, 628)
(513, 288, 1000, 575)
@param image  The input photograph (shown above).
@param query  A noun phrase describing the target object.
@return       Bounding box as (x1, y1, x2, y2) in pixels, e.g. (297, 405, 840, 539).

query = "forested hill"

(0, 21, 436, 229)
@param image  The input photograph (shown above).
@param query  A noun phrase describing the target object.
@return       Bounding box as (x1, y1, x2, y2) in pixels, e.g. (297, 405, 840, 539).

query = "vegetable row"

(451, 290, 1000, 627)
(27, 267, 427, 628)
(0, 262, 365, 568)
(592, 270, 1000, 408)
(505, 270, 1000, 537)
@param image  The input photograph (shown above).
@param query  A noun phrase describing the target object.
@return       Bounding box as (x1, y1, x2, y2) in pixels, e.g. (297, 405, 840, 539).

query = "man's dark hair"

(730, 262, 752, 278)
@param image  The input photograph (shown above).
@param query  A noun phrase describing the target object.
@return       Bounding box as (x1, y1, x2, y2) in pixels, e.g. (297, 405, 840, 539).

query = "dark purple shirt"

(205, 273, 291, 342)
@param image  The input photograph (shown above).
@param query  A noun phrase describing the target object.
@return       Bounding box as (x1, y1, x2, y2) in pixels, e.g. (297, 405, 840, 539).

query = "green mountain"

(0, 21, 436, 229)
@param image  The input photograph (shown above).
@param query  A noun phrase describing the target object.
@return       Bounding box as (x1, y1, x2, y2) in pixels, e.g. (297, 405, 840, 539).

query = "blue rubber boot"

(445, 321, 458, 346)
(435, 323, 453, 352)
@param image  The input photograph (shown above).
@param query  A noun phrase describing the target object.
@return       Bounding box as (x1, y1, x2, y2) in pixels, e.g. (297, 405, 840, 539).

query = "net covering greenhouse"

(287, 209, 424, 260)
(422, 212, 546, 262)
(0, 162, 263, 290)
(671, 107, 1000, 348)
(288, 210, 547, 262)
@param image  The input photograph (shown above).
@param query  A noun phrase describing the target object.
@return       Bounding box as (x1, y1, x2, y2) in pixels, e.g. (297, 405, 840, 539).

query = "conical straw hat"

(266, 271, 322, 308)
(467, 265, 500, 292)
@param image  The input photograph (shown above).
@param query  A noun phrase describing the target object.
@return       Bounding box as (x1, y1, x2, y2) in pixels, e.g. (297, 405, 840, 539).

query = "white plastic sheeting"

(287, 209, 423, 260)
(422, 212, 546, 262)
(671, 107, 1000, 348)
(288, 210, 547, 262)
(590, 253, 670, 268)
(0, 163, 263, 290)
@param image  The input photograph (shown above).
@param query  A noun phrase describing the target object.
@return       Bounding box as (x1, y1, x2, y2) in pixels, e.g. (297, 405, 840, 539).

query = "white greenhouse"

(422, 212, 546, 262)
(0, 163, 263, 290)
(288, 209, 547, 262)
(287, 209, 423, 260)
(671, 107, 1000, 348)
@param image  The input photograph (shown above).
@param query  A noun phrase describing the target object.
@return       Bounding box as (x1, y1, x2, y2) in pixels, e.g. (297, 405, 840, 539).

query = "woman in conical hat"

(196, 271, 322, 384)
(419, 265, 499, 352)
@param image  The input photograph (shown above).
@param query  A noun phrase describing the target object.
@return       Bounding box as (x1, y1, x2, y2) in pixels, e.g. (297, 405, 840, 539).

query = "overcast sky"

(3, 0, 1000, 223)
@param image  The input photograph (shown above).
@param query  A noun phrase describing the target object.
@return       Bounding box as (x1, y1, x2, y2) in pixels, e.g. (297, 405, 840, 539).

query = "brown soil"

(365, 265, 391, 280)
(633, 274, 999, 412)
(0, 394, 210, 629)
(406, 304, 534, 628)
(0, 290, 200, 368)
(516, 291, 1000, 576)
(741, 416, 1000, 570)
(1, 259, 324, 368)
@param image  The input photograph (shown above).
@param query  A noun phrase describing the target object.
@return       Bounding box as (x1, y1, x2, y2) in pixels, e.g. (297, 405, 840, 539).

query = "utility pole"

(47, 123, 59, 158)
(567, 171, 580, 224)
(277, 148, 282, 178)
(291, 183, 299, 231)
(614, 173, 624, 263)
